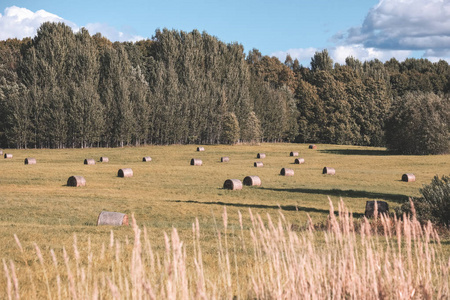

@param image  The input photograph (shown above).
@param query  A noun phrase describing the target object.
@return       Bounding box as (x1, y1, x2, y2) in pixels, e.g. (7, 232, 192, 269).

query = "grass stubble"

(0, 144, 449, 298)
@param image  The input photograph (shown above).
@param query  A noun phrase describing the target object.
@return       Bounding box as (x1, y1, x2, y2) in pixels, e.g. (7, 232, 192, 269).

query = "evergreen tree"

(221, 112, 240, 144)
(241, 111, 262, 143)
(1, 80, 31, 148)
(311, 49, 333, 72)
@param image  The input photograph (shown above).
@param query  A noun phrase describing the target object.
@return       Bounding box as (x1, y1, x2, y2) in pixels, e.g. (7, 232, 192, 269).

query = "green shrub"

(397, 175, 450, 226)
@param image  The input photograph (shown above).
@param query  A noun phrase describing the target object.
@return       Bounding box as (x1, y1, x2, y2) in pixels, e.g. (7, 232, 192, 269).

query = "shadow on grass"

(170, 200, 365, 218)
(319, 149, 393, 156)
(259, 187, 409, 203)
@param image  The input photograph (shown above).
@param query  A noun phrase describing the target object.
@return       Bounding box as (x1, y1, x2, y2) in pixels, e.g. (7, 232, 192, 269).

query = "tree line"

(0, 22, 449, 153)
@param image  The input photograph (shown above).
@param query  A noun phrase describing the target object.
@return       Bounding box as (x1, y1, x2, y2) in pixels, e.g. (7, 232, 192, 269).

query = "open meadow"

(0, 143, 449, 298)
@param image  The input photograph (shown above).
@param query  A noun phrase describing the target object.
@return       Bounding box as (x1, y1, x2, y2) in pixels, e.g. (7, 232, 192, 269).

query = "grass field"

(0, 143, 449, 298)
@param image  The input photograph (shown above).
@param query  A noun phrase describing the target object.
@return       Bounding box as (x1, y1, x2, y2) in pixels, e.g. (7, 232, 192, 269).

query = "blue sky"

(1, 0, 449, 66)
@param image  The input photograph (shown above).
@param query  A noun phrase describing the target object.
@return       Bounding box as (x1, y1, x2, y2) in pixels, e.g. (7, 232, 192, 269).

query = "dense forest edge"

(0, 22, 449, 154)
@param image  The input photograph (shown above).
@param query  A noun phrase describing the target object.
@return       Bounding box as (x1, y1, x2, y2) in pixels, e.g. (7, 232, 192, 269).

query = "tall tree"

(241, 111, 262, 143)
(221, 112, 240, 144)
(310, 49, 333, 72)
(385, 92, 450, 155)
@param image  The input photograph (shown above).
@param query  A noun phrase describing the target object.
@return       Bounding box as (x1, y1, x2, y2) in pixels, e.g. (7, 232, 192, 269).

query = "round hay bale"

(191, 158, 202, 166)
(402, 173, 415, 182)
(294, 158, 305, 164)
(221, 156, 230, 162)
(197, 147, 205, 152)
(280, 168, 294, 176)
(84, 158, 95, 165)
(24, 158, 36, 165)
(0, 150, 3, 155)
(142, 156, 152, 162)
(290, 151, 299, 157)
(243, 175, 261, 186)
(67, 175, 86, 187)
(364, 201, 389, 218)
(4, 153, 12, 159)
(100, 157, 109, 162)
(254, 161, 263, 167)
(309, 144, 317, 149)
(323, 167, 336, 175)
(118, 168, 133, 178)
(257, 153, 266, 159)
(223, 179, 243, 190)
(97, 211, 129, 226)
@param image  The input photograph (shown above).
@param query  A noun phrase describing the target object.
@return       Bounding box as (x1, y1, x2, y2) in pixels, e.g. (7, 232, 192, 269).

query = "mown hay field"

(0, 143, 449, 298)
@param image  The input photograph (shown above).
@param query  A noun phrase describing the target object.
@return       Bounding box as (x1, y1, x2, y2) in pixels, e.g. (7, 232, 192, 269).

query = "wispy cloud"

(0, 6, 142, 42)
(272, 0, 450, 66)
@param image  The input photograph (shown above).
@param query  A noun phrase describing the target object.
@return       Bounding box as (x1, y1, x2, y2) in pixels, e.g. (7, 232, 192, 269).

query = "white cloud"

(0, 6, 143, 42)
(331, 45, 412, 64)
(345, 0, 450, 52)
(271, 45, 413, 67)
(0, 6, 76, 40)
(273, 0, 450, 65)
(270, 47, 319, 66)
(85, 23, 144, 42)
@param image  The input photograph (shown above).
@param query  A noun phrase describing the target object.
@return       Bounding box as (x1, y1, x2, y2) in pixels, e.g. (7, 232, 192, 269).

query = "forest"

(0, 22, 449, 154)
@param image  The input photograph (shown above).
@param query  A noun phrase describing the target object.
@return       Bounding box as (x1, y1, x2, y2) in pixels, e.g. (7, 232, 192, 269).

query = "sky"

(1, 0, 449, 66)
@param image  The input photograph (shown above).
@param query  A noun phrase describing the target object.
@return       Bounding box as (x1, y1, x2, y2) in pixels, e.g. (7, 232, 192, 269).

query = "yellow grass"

(0, 143, 449, 298)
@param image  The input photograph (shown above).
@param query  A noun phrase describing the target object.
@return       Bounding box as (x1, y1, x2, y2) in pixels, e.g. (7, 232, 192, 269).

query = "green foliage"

(397, 175, 450, 226)
(2, 23, 450, 149)
(385, 92, 450, 155)
(220, 112, 240, 144)
(311, 49, 333, 72)
(240, 111, 262, 143)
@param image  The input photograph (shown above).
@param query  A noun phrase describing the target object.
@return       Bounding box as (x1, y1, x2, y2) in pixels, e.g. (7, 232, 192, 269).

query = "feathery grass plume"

(49, 249, 62, 300)
(3, 259, 12, 300)
(13, 234, 36, 298)
(1, 199, 449, 299)
(34, 243, 52, 300)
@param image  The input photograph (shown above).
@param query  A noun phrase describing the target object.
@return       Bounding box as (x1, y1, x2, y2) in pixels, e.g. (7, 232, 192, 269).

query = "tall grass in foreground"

(2, 199, 449, 299)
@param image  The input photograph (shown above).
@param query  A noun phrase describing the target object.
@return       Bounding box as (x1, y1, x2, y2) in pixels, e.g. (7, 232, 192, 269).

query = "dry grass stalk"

(2, 199, 449, 299)
(24, 158, 36, 165)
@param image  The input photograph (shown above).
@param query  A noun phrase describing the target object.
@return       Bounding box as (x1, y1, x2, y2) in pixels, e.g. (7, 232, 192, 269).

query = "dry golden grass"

(2, 200, 449, 299)
(0, 143, 449, 298)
